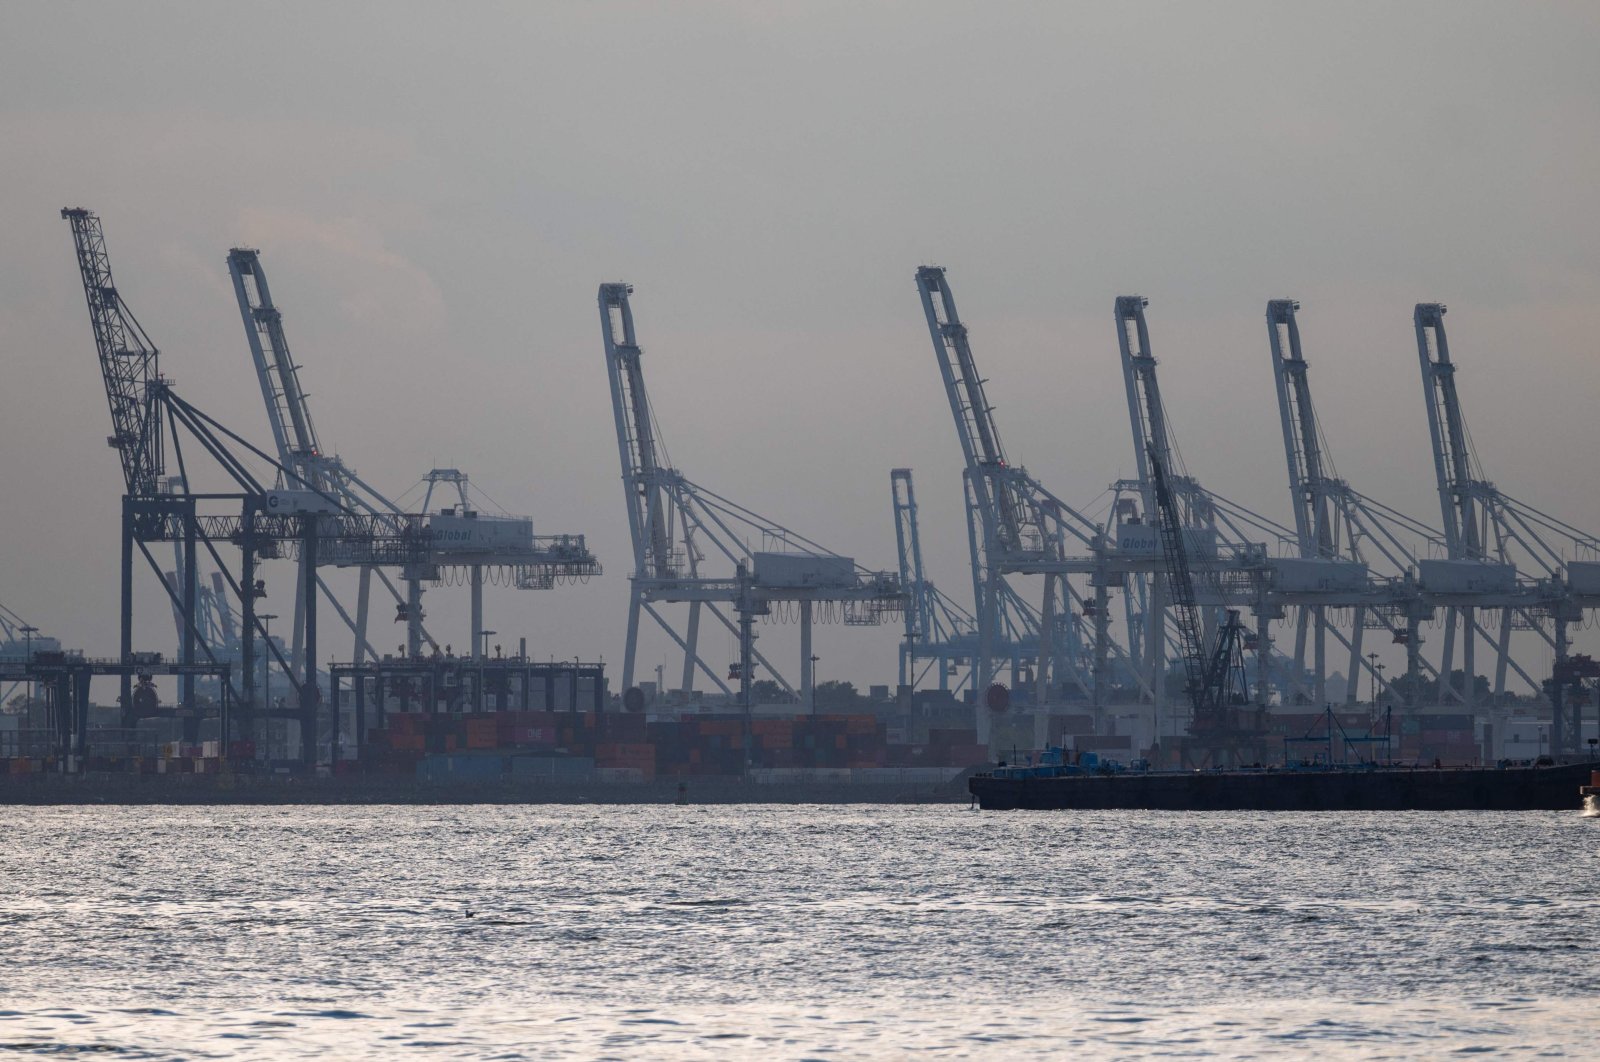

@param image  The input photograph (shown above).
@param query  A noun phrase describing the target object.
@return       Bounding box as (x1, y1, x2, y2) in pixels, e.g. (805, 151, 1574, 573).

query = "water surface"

(2, 805, 1595, 1057)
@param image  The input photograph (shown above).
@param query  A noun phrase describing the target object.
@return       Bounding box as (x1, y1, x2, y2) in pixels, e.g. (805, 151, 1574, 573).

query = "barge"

(969, 756, 1600, 811)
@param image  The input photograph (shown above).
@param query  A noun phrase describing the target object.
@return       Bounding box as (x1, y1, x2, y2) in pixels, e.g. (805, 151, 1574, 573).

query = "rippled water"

(1, 805, 1596, 1058)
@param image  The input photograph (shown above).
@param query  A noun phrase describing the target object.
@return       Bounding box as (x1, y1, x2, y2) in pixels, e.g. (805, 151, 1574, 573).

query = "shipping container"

(417, 752, 505, 782)
(509, 755, 595, 780)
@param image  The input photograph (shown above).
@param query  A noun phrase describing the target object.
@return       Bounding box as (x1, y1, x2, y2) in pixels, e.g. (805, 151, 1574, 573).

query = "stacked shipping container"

(359, 710, 989, 781)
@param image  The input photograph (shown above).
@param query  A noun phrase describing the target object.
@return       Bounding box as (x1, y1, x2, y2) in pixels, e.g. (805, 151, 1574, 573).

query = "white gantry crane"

(914, 266, 1123, 732)
(599, 282, 903, 713)
(1111, 295, 1299, 721)
(892, 467, 1093, 696)
(1265, 298, 1446, 708)
(892, 468, 979, 692)
(1412, 304, 1595, 743)
(228, 248, 600, 670)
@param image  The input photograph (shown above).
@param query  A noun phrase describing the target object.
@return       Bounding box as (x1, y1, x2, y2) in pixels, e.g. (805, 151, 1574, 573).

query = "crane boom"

(1115, 294, 1228, 529)
(1415, 303, 1485, 560)
(891, 469, 930, 664)
(227, 249, 325, 489)
(1266, 299, 1335, 557)
(597, 281, 903, 704)
(1149, 448, 1208, 712)
(600, 283, 676, 584)
(1116, 295, 1167, 520)
(914, 266, 1027, 553)
(61, 208, 165, 497)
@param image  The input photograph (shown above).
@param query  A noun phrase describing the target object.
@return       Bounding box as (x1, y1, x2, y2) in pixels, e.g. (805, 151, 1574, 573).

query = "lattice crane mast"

(64, 209, 439, 764)
(63, 207, 184, 712)
(1149, 448, 1259, 766)
(1150, 448, 1208, 709)
(62, 209, 166, 499)
(1114, 295, 1293, 713)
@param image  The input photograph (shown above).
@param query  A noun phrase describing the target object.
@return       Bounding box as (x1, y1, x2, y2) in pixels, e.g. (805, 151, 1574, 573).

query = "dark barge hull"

(969, 762, 1600, 811)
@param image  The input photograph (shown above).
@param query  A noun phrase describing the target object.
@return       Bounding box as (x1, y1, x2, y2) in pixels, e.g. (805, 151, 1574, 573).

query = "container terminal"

(1, 210, 1598, 803)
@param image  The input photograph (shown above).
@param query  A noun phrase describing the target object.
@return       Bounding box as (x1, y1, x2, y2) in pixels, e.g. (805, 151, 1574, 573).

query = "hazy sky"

(3, 1, 1599, 692)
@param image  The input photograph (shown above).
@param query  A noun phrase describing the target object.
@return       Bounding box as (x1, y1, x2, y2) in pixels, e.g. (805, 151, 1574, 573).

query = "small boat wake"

(1583, 794, 1600, 818)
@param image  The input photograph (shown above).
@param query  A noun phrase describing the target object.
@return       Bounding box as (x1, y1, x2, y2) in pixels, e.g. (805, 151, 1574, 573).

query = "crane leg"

(405, 574, 424, 656)
(1313, 606, 1327, 708)
(1036, 574, 1055, 709)
(120, 498, 134, 725)
(470, 565, 483, 659)
(976, 568, 999, 748)
(1093, 581, 1110, 727)
(681, 600, 702, 696)
(1292, 607, 1311, 705)
(181, 503, 197, 710)
(800, 600, 814, 714)
(354, 567, 372, 668)
(300, 523, 318, 766)
(1345, 611, 1364, 706)
(1438, 608, 1458, 706)
(1493, 607, 1512, 704)
(622, 587, 642, 691)
(1255, 608, 1271, 708)
(1146, 580, 1165, 732)
(291, 554, 308, 683)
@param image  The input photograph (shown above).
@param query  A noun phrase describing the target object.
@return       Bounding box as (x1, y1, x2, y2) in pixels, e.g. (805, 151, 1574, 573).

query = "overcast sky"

(3, 1, 1598, 692)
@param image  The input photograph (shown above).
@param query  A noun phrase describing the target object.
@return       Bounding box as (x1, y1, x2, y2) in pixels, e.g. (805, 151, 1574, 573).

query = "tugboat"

(1581, 770, 1600, 815)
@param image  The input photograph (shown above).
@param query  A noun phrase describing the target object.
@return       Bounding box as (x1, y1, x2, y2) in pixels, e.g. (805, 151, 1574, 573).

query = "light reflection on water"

(1, 805, 1596, 1058)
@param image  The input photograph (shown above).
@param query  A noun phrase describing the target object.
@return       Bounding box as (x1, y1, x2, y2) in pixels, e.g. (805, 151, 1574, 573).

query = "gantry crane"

(67, 208, 352, 754)
(227, 248, 599, 670)
(893, 467, 1094, 696)
(914, 267, 1115, 731)
(1148, 448, 1266, 766)
(1112, 295, 1295, 717)
(892, 468, 978, 691)
(64, 206, 191, 715)
(1414, 303, 1595, 747)
(599, 282, 903, 714)
(63, 209, 466, 763)
(1266, 298, 1444, 707)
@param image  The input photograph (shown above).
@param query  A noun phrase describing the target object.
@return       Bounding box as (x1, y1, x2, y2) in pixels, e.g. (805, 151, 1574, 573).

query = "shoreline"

(0, 771, 978, 806)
